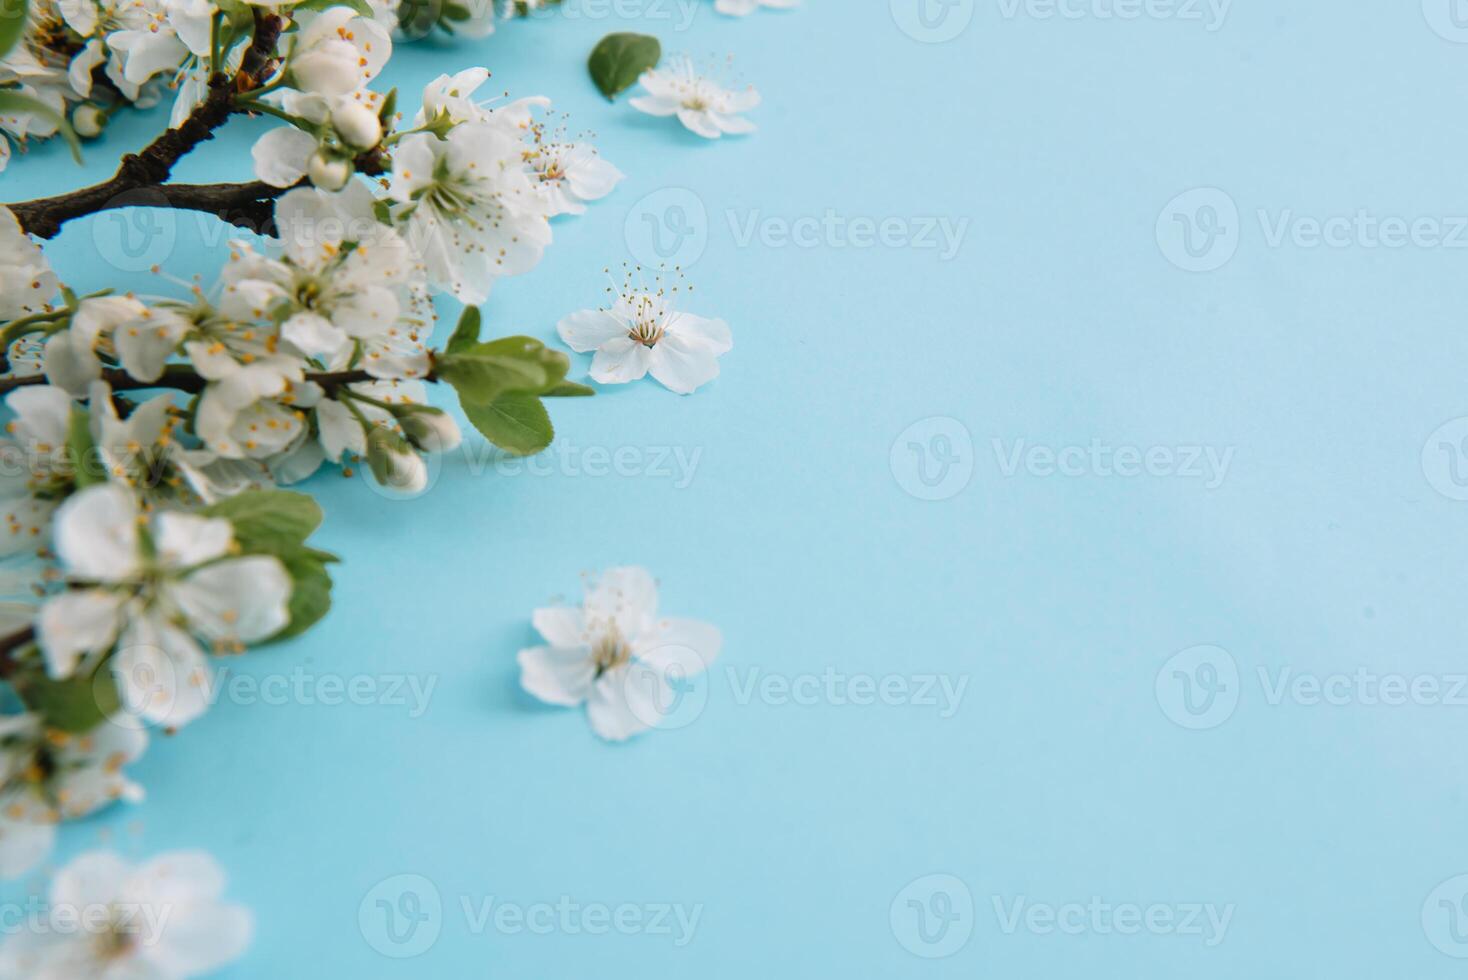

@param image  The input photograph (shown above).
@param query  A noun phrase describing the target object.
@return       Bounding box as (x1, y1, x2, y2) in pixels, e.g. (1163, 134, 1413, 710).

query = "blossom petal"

(711, 112, 757, 135)
(171, 556, 292, 645)
(647, 333, 722, 395)
(532, 606, 586, 647)
(6, 384, 72, 448)
(252, 127, 316, 188)
(115, 613, 213, 728)
(0, 815, 54, 880)
(667, 313, 733, 354)
(49, 850, 132, 910)
(53, 484, 140, 581)
(518, 645, 595, 707)
(589, 338, 652, 385)
(585, 664, 660, 742)
(150, 900, 255, 976)
(0, 497, 55, 556)
(115, 310, 188, 382)
(635, 618, 723, 676)
(565, 153, 624, 203)
(628, 95, 681, 117)
(676, 109, 723, 139)
(49, 724, 147, 818)
(42, 331, 100, 397)
(557, 310, 626, 353)
(316, 398, 366, 462)
(282, 311, 349, 361)
(153, 512, 234, 570)
(37, 590, 125, 678)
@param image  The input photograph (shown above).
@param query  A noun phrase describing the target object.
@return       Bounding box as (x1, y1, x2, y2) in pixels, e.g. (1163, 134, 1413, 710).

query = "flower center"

(593, 626, 631, 675)
(628, 317, 664, 348)
(295, 276, 323, 309)
(93, 916, 137, 962)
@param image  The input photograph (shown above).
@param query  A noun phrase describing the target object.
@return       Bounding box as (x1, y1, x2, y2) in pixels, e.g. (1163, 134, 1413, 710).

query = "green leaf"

(66, 406, 103, 489)
(293, 0, 374, 15)
(588, 32, 661, 101)
(445, 305, 481, 355)
(12, 660, 120, 734)
(201, 490, 323, 553)
(463, 393, 554, 456)
(0, 0, 27, 61)
(270, 546, 334, 641)
(543, 380, 596, 398)
(436, 348, 549, 405)
(474, 336, 570, 391)
(0, 91, 81, 164)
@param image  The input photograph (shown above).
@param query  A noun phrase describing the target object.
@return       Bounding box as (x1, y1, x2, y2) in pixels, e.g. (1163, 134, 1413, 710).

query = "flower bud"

(332, 100, 383, 150)
(308, 151, 352, 192)
(367, 427, 428, 494)
(72, 104, 106, 139)
(396, 407, 461, 453)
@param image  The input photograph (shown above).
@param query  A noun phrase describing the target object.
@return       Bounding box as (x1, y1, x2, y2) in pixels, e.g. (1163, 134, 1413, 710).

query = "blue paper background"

(5, 0, 1468, 975)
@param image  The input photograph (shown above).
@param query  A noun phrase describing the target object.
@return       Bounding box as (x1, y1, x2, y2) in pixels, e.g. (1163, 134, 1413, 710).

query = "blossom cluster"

(0, 0, 627, 888)
(0, 0, 582, 166)
(0, 0, 777, 966)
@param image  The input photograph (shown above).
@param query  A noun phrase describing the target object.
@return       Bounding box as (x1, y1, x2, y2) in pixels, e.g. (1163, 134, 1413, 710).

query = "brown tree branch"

(5, 11, 286, 239)
(0, 365, 426, 398)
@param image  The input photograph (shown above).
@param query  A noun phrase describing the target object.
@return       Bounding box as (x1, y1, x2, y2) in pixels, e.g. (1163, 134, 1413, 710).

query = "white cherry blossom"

(527, 141, 624, 217)
(557, 272, 732, 395)
(415, 68, 548, 132)
(519, 566, 722, 741)
(230, 183, 431, 379)
(192, 355, 312, 460)
(0, 849, 253, 979)
(630, 56, 760, 139)
(389, 123, 552, 304)
(289, 6, 392, 97)
(0, 714, 147, 880)
(36, 484, 292, 728)
(105, 0, 206, 89)
(41, 295, 143, 396)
